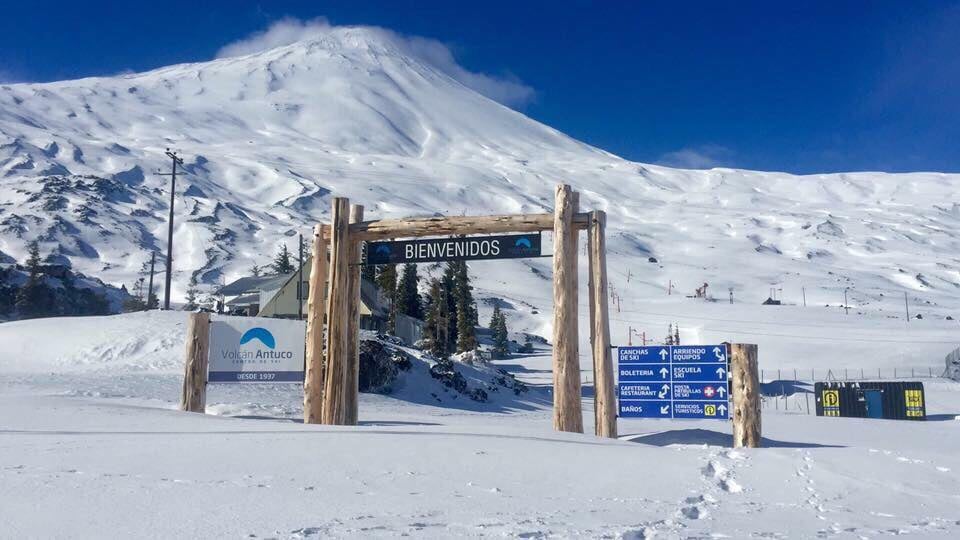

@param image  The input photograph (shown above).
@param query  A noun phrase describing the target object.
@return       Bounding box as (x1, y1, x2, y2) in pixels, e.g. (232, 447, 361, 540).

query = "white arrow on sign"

(660, 405, 670, 415)
(659, 349, 669, 361)
(659, 367, 669, 379)
(717, 386, 727, 397)
(718, 404, 728, 415)
(716, 367, 726, 378)
(658, 384, 670, 399)
(713, 346, 726, 362)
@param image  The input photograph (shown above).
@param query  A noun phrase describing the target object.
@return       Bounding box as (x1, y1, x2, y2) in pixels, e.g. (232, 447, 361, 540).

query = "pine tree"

(496, 311, 509, 356)
(395, 263, 422, 319)
(0, 266, 15, 316)
(490, 305, 510, 359)
(15, 241, 53, 319)
(272, 243, 294, 274)
(124, 277, 148, 312)
(442, 263, 458, 351)
(184, 274, 200, 311)
(423, 279, 448, 358)
(452, 262, 477, 352)
(375, 264, 398, 334)
(250, 263, 262, 277)
(361, 247, 376, 282)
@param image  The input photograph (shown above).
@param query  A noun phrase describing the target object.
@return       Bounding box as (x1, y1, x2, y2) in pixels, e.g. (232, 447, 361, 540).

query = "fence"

(759, 366, 945, 384)
(758, 366, 946, 416)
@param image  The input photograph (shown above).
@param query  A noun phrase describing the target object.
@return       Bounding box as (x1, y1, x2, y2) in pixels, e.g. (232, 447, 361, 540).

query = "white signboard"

(208, 316, 305, 383)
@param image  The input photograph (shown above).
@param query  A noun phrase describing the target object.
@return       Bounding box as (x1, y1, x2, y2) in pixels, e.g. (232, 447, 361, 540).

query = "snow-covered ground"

(2, 309, 959, 538)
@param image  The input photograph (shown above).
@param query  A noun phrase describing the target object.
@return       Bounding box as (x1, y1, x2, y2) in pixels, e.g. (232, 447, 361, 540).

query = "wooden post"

(344, 204, 364, 425)
(303, 223, 328, 424)
(731, 343, 761, 448)
(552, 184, 584, 433)
(589, 210, 617, 438)
(322, 197, 352, 425)
(179, 312, 210, 413)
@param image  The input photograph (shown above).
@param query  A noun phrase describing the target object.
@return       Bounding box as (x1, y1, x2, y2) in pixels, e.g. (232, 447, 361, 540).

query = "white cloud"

(656, 145, 733, 169)
(216, 17, 333, 58)
(215, 17, 535, 108)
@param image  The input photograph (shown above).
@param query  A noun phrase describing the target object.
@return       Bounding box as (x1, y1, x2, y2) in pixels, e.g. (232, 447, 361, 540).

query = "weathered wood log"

(303, 223, 328, 424)
(350, 213, 589, 241)
(322, 197, 352, 425)
(344, 204, 364, 426)
(731, 343, 761, 448)
(552, 184, 584, 433)
(179, 312, 210, 413)
(589, 211, 617, 438)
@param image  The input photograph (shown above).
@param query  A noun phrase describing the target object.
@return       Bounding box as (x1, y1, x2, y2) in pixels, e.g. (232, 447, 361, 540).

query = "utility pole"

(146, 251, 156, 310)
(298, 232, 304, 320)
(157, 149, 185, 310)
(904, 291, 910, 322)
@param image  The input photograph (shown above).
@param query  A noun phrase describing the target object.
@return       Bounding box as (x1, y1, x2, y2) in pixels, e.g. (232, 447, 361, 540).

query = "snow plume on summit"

(215, 17, 535, 108)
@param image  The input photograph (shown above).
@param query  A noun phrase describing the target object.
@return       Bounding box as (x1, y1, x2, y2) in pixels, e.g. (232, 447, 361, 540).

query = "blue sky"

(1, 1, 957, 174)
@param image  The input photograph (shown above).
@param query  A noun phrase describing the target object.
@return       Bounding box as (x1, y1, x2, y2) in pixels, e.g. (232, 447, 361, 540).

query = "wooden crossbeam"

(347, 212, 590, 241)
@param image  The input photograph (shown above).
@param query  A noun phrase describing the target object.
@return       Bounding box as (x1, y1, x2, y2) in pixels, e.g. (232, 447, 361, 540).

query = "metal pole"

(146, 251, 156, 310)
(802, 287, 806, 307)
(161, 149, 183, 311)
(844, 288, 849, 315)
(904, 291, 910, 322)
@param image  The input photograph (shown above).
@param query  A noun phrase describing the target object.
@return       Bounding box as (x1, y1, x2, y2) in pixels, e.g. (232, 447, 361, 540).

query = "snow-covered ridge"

(2, 28, 960, 334)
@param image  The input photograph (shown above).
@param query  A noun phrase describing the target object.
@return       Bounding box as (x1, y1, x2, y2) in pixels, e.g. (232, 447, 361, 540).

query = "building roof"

(218, 274, 289, 296)
(225, 292, 260, 307)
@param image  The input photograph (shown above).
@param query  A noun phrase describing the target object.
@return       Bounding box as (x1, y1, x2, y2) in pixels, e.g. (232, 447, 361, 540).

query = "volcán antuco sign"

(365, 233, 542, 265)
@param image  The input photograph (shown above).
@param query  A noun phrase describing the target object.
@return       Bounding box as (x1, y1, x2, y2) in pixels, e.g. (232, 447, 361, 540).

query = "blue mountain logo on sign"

(375, 245, 391, 255)
(515, 237, 532, 248)
(239, 327, 276, 349)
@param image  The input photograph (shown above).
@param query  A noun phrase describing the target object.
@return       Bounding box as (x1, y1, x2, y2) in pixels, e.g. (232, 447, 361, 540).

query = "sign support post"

(180, 311, 210, 413)
(345, 204, 364, 425)
(589, 210, 617, 438)
(553, 184, 583, 433)
(731, 343, 761, 448)
(322, 197, 353, 425)
(304, 223, 328, 424)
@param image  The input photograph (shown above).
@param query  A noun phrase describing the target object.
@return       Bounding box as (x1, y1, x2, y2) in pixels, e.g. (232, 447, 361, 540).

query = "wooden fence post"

(322, 197, 352, 425)
(553, 184, 584, 433)
(303, 223, 328, 424)
(344, 204, 364, 426)
(180, 311, 210, 413)
(589, 210, 617, 438)
(731, 343, 761, 448)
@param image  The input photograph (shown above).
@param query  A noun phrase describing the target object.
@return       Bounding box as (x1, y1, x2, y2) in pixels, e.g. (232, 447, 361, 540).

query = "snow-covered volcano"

(2, 25, 960, 327)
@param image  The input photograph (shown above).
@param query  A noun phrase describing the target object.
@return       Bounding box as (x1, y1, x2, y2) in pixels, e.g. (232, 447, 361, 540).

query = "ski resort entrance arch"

(303, 184, 617, 437)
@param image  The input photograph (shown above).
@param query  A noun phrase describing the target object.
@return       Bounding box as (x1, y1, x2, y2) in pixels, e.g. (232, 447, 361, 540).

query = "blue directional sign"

(617, 345, 730, 420)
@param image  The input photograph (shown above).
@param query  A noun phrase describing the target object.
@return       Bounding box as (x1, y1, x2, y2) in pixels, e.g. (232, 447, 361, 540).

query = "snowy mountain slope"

(2, 24, 960, 335)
